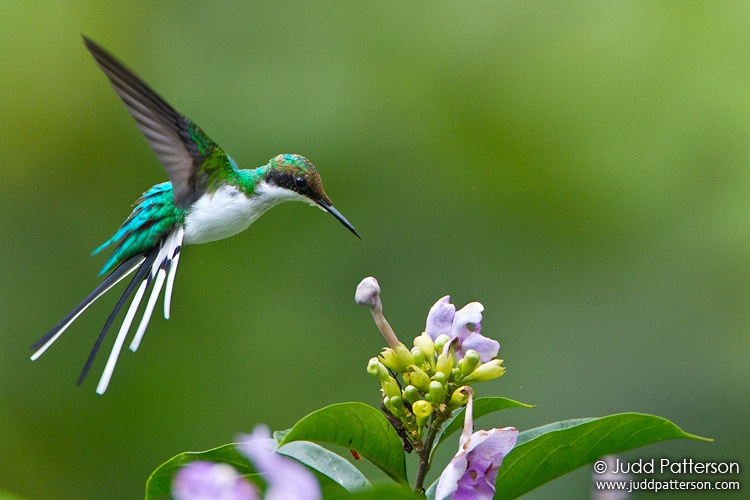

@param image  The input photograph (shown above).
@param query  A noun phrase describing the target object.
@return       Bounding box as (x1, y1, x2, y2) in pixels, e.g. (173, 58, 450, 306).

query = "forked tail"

(30, 227, 184, 394)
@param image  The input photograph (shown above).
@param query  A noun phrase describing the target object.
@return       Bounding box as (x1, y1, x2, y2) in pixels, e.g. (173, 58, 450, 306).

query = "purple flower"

(172, 461, 257, 500)
(236, 425, 321, 500)
(425, 296, 499, 362)
(435, 390, 518, 500)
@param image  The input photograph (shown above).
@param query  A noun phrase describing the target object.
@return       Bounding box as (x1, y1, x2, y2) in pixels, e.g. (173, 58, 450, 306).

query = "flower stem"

(413, 410, 450, 494)
(371, 309, 400, 349)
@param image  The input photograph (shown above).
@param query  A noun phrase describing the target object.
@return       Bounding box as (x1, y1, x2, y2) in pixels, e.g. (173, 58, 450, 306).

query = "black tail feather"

(76, 249, 159, 386)
(30, 254, 145, 352)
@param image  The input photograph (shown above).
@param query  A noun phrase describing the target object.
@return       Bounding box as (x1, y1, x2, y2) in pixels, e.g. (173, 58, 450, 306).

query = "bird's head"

(264, 154, 360, 238)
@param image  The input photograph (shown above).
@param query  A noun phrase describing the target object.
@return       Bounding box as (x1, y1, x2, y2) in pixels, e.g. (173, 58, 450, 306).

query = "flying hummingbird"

(30, 36, 360, 395)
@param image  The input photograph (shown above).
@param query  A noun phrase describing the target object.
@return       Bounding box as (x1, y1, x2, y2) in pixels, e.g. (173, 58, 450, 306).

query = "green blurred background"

(2, 2, 749, 499)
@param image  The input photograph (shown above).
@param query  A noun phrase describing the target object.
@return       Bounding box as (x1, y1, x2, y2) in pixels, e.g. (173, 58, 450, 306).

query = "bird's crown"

(265, 154, 331, 205)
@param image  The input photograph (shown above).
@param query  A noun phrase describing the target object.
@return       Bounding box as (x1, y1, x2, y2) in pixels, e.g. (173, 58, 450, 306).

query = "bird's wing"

(83, 36, 234, 208)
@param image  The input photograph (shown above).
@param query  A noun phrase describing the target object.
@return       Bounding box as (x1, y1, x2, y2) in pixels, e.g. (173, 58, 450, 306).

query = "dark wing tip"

(80, 35, 208, 209)
(82, 35, 111, 63)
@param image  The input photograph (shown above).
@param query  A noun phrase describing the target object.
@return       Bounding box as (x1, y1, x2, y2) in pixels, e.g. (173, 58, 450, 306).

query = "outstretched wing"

(83, 35, 231, 207)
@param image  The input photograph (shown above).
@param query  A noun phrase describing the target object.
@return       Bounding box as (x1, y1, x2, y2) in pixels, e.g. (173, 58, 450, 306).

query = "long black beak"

(319, 200, 361, 239)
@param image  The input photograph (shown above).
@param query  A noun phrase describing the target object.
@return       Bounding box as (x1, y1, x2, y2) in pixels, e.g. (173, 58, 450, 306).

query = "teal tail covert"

(30, 36, 360, 395)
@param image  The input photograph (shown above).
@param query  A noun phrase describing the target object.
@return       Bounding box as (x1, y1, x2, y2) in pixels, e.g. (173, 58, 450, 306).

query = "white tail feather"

(95, 227, 185, 394)
(96, 279, 149, 394)
(130, 267, 166, 352)
(163, 226, 184, 319)
(30, 259, 143, 361)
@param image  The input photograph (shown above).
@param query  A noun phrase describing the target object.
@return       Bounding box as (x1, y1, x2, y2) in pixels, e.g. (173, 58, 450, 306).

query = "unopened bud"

(393, 343, 414, 369)
(413, 332, 435, 360)
(386, 396, 406, 418)
(402, 385, 420, 405)
(462, 359, 506, 384)
(367, 357, 389, 380)
(379, 347, 405, 373)
(449, 385, 471, 408)
(356, 277, 401, 349)
(381, 376, 401, 398)
(412, 399, 433, 430)
(410, 346, 426, 367)
(389, 395, 406, 412)
(459, 349, 481, 378)
(428, 380, 445, 403)
(404, 364, 431, 392)
(434, 334, 450, 355)
(436, 348, 456, 378)
(355, 277, 382, 310)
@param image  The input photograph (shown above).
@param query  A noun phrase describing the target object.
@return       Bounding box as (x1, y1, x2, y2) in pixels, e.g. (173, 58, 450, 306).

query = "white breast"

(183, 182, 316, 245)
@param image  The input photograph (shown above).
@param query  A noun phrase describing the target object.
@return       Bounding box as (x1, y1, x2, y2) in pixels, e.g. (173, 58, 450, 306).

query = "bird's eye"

(295, 176, 307, 189)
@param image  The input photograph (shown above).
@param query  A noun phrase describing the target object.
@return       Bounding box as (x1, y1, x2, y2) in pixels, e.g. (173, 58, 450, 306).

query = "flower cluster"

(357, 277, 506, 440)
(357, 277, 516, 499)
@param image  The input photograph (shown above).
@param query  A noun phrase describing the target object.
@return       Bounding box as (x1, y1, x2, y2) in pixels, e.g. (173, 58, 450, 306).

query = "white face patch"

(183, 182, 314, 245)
(255, 181, 318, 208)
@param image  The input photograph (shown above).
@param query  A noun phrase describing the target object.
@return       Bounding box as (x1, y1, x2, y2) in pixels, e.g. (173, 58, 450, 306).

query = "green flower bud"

(380, 343, 414, 373)
(434, 334, 450, 355)
(460, 349, 481, 378)
(404, 364, 431, 392)
(394, 343, 415, 368)
(367, 357, 390, 381)
(389, 395, 406, 412)
(381, 376, 401, 398)
(433, 371, 448, 385)
(411, 346, 426, 367)
(412, 400, 432, 417)
(449, 385, 471, 408)
(413, 332, 435, 360)
(402, 384, 421, 405)
(367, 357, 380, 376)
(429, 380, 444, 403)
(412, 400, 433, 428)
(436, 348, 456, 378)
(379, 348, 399, 372)
(386, 396, 406, 418)
(462, 359, 506, 384)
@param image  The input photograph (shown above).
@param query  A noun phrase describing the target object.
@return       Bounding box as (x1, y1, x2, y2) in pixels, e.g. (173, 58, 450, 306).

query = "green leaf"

(144, 441, 355, 499)
(280, 402, 409, 486)
(331, 483, 424, 500)
(433, 397, 533, 453)
(145, 443, 254, 499)
(331, 485, 419, 499)
(495, 412, 711, 499)
(278, 441, 372, 492)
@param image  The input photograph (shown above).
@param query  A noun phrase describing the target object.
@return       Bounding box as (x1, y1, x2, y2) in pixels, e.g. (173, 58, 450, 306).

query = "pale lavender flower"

(172, 461, 257, 500)
(425, 296, 499, 361)
(236, 425, 321, 500)
(435, 390, 518, 500)
(356, 277, 400, 349)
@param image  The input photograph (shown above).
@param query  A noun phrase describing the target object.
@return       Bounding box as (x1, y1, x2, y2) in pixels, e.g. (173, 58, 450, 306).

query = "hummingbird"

(30, 36, 360, 395)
